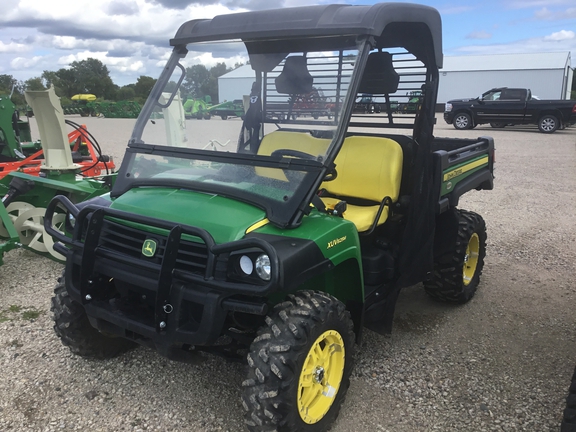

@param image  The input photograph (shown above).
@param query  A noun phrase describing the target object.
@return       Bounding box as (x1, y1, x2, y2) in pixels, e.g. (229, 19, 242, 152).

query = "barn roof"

(442, 52, 570, 72)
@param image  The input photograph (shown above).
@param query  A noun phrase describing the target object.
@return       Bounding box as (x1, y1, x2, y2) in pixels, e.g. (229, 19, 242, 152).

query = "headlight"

(255, 254, 271, 281)
(445, 102, 453, 112)
(239, 255, 253, 275)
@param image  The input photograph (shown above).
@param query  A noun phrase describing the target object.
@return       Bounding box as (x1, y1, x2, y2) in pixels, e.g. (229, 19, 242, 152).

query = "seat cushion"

(322, 197, 390, 232)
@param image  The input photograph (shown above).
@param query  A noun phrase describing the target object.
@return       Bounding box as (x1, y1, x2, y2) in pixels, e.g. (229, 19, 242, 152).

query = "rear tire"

(562, 365, 576, 432)
(51, 273, 136, 359)
(242, 291, 355, 431)
(424, 210, 486, 303)
(490, 122, 505, 128)
(538, 114, 559, 133)
(453, 112, 473, 130)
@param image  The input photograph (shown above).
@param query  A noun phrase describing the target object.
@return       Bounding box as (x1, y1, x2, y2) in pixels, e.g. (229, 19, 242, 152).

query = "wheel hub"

(313, 367, 325, 384)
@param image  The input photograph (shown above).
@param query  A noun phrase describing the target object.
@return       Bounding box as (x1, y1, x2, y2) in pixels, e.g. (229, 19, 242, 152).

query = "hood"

(110, 187, 267, 244)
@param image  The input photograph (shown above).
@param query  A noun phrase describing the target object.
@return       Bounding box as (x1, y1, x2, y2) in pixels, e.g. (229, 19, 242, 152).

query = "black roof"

(171, 2, 443, 68)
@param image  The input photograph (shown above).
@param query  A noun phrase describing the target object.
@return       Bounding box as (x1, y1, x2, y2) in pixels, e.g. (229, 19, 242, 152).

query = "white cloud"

(466, 31, 492, 40)
(534, 6, 576, 20)
(544, 30, 575, 41)
(0, 40, 29, 53)
(10, 55, 43, 69)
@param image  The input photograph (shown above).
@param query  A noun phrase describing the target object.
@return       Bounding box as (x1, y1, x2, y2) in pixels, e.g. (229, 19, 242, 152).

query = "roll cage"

(117, 3, 443, 230)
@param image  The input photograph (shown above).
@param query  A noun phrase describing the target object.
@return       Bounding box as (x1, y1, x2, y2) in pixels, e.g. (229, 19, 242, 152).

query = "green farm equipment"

(46, 4, 495, 431)
(63, 95, 142, 118)
(0, 87, 115, 265)
(183, 96, 212, 119)
(87, 100, 141, 118)
(208, 99, 245, 120)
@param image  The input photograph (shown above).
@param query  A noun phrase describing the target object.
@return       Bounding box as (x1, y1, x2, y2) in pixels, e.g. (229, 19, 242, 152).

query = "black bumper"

(45, 196, 280, 357)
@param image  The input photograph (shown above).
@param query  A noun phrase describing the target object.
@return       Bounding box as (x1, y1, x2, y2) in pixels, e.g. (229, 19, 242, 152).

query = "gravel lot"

(1, 116, 575, 431)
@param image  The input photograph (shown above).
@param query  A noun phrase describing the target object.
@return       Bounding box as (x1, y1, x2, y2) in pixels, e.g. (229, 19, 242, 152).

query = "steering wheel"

(270, 149, 317, 161)
(269, 149, 318, 182)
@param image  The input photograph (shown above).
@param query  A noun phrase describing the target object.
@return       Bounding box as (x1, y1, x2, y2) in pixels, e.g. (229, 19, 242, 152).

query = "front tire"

(562, 365, 576, 432)
(538, 114, 559, 133)
(51, 273, 136, 359)
(242, 291, 355, 432)
(490, 122, 506, 128)
(453, 112, 473, 130)
(424, 210, 487, 303)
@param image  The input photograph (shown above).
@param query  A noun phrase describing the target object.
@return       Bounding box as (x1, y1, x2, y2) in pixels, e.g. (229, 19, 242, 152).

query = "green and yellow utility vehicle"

(45, 3, 495, 431)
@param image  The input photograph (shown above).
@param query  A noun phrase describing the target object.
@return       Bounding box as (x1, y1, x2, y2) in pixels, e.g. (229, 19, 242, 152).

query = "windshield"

(116, 37, 364, 227)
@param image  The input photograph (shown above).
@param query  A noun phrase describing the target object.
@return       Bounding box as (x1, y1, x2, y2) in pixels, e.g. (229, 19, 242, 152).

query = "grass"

(0, 305, 43, 321)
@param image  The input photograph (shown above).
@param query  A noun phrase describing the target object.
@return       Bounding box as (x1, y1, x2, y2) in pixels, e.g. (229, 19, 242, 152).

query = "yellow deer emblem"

(142, 239, 157, 257)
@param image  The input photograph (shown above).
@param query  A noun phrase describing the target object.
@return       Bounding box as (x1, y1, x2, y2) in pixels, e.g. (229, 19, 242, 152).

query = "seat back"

(358, 51, 399, 95)
(256, 130, 330, 181)
(322, 136, 403, 203)
(275, 56, 314, 95)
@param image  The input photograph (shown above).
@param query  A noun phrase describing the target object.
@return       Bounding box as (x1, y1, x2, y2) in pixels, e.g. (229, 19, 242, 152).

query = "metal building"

(219, 52, 574, 105)
(438, 52, 573, 103)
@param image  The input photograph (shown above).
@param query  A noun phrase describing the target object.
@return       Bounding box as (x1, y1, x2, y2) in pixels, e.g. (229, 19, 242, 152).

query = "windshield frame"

(112, 37, 372, 228)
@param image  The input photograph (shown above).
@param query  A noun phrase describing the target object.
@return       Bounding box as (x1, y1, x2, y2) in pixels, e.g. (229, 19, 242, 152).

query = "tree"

(0, 74, 18, 95)
(69, 58, 116, 99)
(134, 76, 156, 100)
(182, 64, 210, 99)
(0, 74, 25, 106)
(116, 85, 136, 101)
(24, 77, 46, 91)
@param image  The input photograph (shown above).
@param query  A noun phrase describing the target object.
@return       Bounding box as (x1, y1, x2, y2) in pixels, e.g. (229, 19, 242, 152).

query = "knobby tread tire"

(51, 273, 136, 359)
(242, 291, 355, 432)
(424, 209, 486, 304)
(562, 365, 576, 432)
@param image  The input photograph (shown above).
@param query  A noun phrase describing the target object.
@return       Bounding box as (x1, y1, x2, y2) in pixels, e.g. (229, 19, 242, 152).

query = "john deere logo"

(142, 239, 157, 257)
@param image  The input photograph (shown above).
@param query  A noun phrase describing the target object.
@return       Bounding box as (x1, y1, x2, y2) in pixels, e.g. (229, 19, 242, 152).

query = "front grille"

(99, 219, 209, 275)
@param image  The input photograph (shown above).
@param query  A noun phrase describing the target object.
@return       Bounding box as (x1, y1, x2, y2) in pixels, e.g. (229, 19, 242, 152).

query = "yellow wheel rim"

(297, 330, 345, 424)
(463, 233, 480, 286)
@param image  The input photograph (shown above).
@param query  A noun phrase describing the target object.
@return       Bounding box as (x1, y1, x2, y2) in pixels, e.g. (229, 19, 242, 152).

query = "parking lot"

(0, 116, 575, 431)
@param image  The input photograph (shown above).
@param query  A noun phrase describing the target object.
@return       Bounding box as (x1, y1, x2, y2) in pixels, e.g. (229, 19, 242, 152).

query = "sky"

(0, 0, 575, 87)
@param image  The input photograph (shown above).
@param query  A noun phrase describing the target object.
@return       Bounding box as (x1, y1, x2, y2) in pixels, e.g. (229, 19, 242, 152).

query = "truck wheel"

(490, 122, 505, 128)
(220, 115, 228, 120)
(242, 291, 355, 432)
(453, 112, 473, 130)
(538, 114, 559, 133)
(424, 210, 486, 304)
(51, 274, 136, 359)
(562, 365, 576, 432)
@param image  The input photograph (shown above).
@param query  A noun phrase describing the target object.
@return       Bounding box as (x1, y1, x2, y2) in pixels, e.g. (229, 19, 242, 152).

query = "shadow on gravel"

(392, 283, 454, 334)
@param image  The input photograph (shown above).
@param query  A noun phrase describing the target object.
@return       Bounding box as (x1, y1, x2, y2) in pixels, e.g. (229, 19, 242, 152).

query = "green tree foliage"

(182, 64, 210, 100)
(182, 62, 232, 103)
(0, 74, 25, 106)
(24, 77, 46, 91)
(134, 76, 157, 100)
(117, 85, 136, 101)
(40, 59, 116, 99)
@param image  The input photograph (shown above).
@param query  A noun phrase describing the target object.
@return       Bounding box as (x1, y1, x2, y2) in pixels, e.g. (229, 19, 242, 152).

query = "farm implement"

(63, 94, 142, 118)
(0, 87, 116, 265)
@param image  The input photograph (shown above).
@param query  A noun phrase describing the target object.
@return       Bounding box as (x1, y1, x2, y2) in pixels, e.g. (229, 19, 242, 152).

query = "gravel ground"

(1, 115, 575, 431)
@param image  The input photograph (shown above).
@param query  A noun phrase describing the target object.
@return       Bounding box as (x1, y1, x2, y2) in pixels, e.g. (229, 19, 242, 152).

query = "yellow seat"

(256, 130, 330, 181)
(320, 136, 403, 232)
